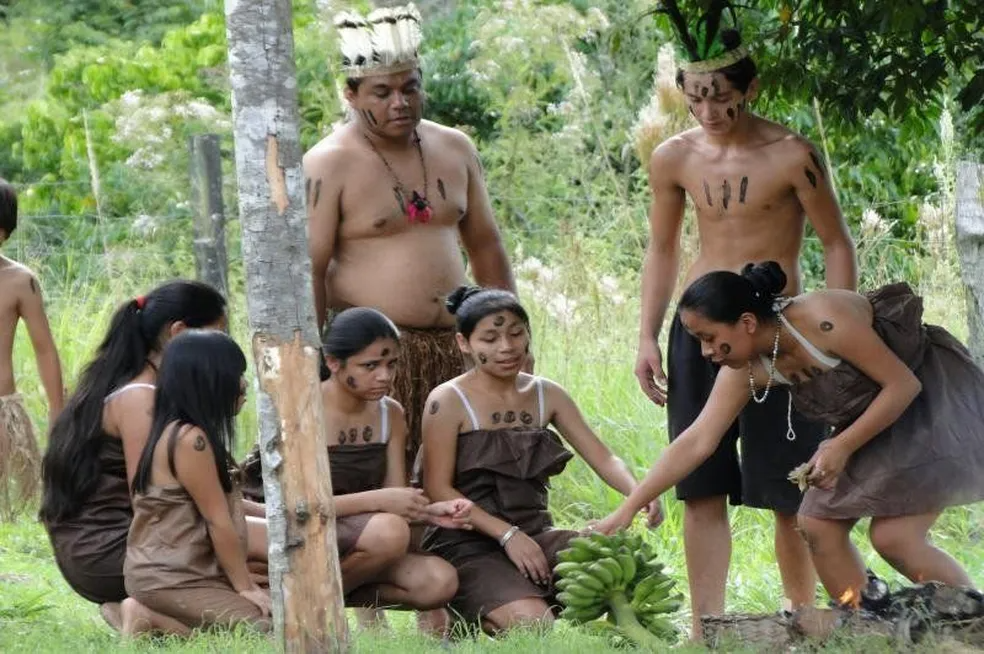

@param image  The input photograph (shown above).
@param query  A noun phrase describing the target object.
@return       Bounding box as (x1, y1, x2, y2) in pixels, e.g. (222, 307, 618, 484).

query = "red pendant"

(408, 191, 432, 224)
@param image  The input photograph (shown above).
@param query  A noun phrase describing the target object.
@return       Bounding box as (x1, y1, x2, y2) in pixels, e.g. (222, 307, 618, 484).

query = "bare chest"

(339, 156, 468, 240)
(680, 159, 799, 220)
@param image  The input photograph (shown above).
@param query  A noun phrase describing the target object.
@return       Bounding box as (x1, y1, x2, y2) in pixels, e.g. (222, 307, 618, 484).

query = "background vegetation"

(1, 0, 982, 651)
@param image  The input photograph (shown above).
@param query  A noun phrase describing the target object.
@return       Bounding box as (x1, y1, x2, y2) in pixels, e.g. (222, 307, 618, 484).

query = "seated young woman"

(123, 329, 271, 635)
(40, 280, 229, 632)
(320, 307, 470, 619)
(597, 261, 984, 605)
(421, 286, 660, 634)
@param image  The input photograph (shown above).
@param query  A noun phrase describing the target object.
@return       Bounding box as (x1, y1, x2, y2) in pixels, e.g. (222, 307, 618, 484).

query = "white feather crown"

(334, 4, 423, 78)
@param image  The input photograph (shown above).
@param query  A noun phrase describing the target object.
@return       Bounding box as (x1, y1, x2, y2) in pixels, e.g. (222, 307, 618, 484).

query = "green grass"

(3, 233, 983, 652)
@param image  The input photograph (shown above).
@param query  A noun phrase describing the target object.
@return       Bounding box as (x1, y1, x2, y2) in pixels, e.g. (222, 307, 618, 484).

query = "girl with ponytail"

(40, 280, 227, 627)
(597, 262, 984, 608)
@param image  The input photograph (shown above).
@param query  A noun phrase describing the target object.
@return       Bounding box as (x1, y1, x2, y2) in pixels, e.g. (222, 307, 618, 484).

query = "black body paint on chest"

(703, 180, 713, 206)
(739, 176, 748, 203)
(721, 179, 731, 209)
(804, 168, 818, 188)
(437, 178, 446, 200)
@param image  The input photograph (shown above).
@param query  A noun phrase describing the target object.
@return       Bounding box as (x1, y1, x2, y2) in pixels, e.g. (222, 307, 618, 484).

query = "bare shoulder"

(792, 289, 871, 332)
(0, 258, 41, 302)
(757, 120, 822, 162)
(419, 120, 476, 156)
(426, 375, 469, 418)
(174, 424, 214, 457)
(302, 123, 364, 171)
(382, 395, 406, 420)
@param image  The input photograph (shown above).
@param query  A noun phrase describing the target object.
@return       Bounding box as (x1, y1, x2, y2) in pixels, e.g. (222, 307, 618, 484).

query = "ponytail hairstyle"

(446, 285, 530, 339)
(678, 261, 787, 323)
(321, 308, 400, 380)
(132, 330, 247, 495)
(40, 280, 227, 522)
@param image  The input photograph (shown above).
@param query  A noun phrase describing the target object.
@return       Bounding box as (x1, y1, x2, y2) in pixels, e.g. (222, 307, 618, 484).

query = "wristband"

(499, 525, 520, 547)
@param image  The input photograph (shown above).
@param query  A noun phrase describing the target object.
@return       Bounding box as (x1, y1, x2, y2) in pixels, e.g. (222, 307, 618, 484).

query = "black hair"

(132, 330, 247, 495)
(0, 178, 17, 238)
(321, 307, 400, 380)
(675, 29, 758, 94)
(40, 280, 227, 523)
(446, 285, 530, 339)
(678, 261, 787, 323)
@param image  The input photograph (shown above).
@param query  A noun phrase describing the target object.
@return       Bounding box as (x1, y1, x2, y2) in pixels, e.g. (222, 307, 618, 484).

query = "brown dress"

(422, 379, 577, 624)
(329, 440, 387, 556)
(785, 283, 984, 519)
(125, 482, 268, 631)
(44, 434, 131, 604)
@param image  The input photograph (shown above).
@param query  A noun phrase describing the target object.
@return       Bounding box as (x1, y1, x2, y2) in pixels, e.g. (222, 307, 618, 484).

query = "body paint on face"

(493, 315, 505, 326)
(437, 178, 446, 200)
(804, 168, 818, 188)
(703, 180, 713, 207)
(380, 348, 390, 357)
(820, 321, 834, 332)
(504, 411, 516, 423)
(739, 176, 749, 203)
(722, 179, 731, 209)
(477, 353, 487, 364)
(361, 109, 377, 127)
(362, 426, 373, 442)
(727, 107, 736, 120)
(345, 376, 357, 389)
(719, 343, 732, 355)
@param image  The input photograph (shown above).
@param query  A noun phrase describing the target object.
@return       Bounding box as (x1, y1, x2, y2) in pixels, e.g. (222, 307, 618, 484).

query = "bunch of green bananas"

(554, 531, 682, 647)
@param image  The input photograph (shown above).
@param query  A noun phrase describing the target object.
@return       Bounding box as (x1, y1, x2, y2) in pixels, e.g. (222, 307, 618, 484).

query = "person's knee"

(358, 513, 411, 562)
(410, 558, 458, 609)
(486, 599, 553, 632)
(868, 521, 914, 565)
(796, 514, 826, 553)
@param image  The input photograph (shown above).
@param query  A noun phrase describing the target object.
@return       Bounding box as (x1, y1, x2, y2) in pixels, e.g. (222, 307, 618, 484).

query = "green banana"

(637, 579, 676, 607)
(557, 547, 594, 564)
(557, 591, 605, 611)
(616, 553, 637, 584)
(630, 575, 660, 604)
(597, 557, 625, 588)
(554, 561, 583, 577)
(559, 604, 606, 623)
(585, 561, 615, 588)
(562, 582, 600, 601)
(572, 571, 606, 593)
(637, 595, 683, 616)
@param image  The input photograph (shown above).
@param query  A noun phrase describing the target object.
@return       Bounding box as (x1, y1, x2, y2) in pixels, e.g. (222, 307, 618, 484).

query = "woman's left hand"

(807, 439, 851, 490)
(587, 506, 636, 536)
(425, 499, 474, 530)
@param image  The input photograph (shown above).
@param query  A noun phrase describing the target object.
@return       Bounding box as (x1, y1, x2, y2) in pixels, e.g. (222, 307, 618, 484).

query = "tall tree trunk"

(225, 0, 348, 651)
(188, 134, 229, 297)
(956, 161, 984, 366)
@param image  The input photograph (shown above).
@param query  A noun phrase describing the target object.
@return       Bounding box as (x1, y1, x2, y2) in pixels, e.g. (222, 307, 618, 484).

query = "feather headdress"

(335, 4, 423, 78)
(654, 0, 748, 73)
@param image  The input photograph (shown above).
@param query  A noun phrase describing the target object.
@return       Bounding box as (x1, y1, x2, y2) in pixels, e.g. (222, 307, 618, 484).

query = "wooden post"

(955, 161, 984, 366)
(224, 0, 348, 651)
(188, 134, 229, 296)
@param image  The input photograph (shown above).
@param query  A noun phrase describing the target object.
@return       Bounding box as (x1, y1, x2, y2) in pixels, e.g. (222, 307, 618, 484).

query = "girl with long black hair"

(123, 329, 269, 635)
(40, 280, 227, 628)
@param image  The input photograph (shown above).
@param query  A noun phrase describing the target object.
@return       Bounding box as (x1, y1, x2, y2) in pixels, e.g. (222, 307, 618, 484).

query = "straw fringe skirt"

(0, 394, 40, 521)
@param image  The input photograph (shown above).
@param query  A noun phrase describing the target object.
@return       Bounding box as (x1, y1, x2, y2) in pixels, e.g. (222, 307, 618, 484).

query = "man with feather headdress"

(633, 0, 857, 638)
(305, 4, 518, 484)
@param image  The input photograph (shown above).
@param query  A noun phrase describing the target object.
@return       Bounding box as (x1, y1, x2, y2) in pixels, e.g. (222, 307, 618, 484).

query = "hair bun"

(740, 261, 786, 300)
(445, 285, 482, 315)
(720, 28, 742, 51)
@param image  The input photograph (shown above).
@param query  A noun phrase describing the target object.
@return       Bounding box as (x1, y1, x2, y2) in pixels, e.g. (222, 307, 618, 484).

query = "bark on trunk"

(956, 161, 984, 366)
(189, 134, 228, 297)
(225, 0, 347, 651)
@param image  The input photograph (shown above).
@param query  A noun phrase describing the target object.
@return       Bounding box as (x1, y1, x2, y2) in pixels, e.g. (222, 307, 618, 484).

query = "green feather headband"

(654, 0, 748, 73)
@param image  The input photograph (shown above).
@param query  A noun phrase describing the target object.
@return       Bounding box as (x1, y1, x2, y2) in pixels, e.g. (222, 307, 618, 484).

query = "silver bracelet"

(499, 525, 520, 547)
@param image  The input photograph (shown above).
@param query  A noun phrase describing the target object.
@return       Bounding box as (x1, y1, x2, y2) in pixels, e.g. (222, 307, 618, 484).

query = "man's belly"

(329, 238, 467, 328)
(684, 248, 805, 296)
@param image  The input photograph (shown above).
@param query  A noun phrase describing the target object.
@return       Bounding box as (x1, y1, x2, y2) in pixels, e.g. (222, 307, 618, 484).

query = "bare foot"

(417, 608, 450, 638)
(99, 602, 122, 632)
(120, 597, 154, 638)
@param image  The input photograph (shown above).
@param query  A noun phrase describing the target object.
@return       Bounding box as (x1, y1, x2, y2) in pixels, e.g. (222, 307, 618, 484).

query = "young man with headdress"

(305, 4, 519, 486)
(632, 3, 858, 637)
